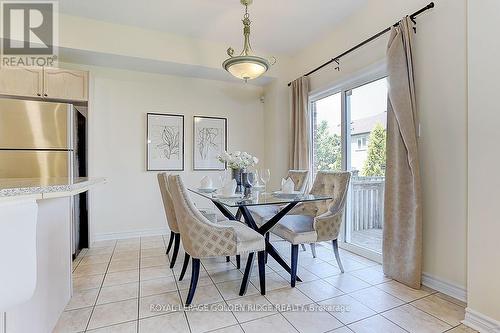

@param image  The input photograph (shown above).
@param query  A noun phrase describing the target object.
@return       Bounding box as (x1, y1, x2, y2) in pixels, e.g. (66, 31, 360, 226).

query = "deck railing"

(350, 176, 385, 231)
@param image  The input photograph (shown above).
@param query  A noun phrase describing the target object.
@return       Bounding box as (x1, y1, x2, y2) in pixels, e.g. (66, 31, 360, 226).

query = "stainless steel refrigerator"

(0, 98, 88, 257)
(0, 98, 74, 178)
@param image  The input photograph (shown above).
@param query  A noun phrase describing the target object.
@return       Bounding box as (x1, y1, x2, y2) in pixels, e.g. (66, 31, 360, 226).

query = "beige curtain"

(383, 17, 422, 289)
(289, 76, 310, 170)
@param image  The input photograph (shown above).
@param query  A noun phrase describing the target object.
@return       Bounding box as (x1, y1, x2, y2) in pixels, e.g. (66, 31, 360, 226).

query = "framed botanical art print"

(147, 113, 184, 171)
(193, 116, 227, 170)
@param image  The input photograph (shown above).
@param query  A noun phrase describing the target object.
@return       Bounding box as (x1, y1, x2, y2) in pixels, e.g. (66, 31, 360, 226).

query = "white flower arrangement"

(218, 151, 259, 170)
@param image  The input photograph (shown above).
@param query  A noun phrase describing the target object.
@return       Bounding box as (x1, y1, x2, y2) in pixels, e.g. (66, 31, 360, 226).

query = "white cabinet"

(0, 67, 43, 98)
(0, 66, 88, 102)
(43, 68, 88, 102)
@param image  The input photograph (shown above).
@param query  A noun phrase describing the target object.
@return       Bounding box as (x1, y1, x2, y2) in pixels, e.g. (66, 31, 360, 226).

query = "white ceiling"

(59, 0, 366, 55)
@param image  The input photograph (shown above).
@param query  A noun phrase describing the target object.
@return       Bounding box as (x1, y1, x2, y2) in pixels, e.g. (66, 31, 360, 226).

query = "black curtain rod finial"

(287, 2, 435, 87)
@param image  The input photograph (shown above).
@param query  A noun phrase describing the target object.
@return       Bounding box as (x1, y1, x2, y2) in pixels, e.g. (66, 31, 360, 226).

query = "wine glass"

(219, 171, 227, 188)
(247, 171, 259, 198)
(242, 172, 254, 198)
(260, 169, 270, 193)
(253, 169, 261, 186)
(248, 171, 258, 187)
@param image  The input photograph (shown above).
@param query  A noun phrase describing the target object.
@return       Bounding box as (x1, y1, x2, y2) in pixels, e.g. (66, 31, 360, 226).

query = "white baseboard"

(421, 272, 467, 303)
(92, 227, 169, 242)
(463, 308, 500, 332)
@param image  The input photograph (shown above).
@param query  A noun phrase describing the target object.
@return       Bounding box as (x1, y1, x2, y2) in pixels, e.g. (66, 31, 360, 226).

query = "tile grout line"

(443, 323, 468, 332)
(71, 248, 87, 273)
(377, 312, 412, 333)
(274, 285, 342, 333)
(78, 239, 167, 332)
(267, 243, 454, 332)
(169, 239, 194, 333)
(68, 238, 462, 333)
(308, 283, 380, 327)
(83, 241, 117, 332)
(161, 235, 195, 333)
(403, 302, 458, 328)
(227, 246, 365, 331)
(199, 224, 245, 333)
(261, 259, 446, 330)
(259, 274, 312, 333)
(237, 312, 277, 328)
(362, 292, 452, 332)
(202, 257, 242, 329)
(409, 293, 467, 324)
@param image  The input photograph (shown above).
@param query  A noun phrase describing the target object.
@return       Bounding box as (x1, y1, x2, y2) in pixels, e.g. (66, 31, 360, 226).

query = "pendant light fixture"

(223, 0, 276, 82)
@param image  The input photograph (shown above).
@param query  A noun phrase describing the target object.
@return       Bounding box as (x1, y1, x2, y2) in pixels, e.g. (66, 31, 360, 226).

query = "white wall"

(263, 78, 291, 189)
(63, 63, 265, 240)
(56, 0, 500, 324)
(466, 0, 500, 326)
(264, 0, 468, 294)
(59, 14, 248, 73)
(58, 14, 290, 86)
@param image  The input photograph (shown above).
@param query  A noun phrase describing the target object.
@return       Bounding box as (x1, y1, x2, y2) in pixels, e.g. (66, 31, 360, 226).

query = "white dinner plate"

(214, 193, 243, 199)
(198, 188, 217, 193)
(273, 191, 302, 195)
(272, 191, 302, 199)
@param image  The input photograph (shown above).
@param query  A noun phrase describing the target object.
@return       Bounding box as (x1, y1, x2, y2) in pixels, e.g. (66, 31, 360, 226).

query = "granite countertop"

(0, 177, 106, 199)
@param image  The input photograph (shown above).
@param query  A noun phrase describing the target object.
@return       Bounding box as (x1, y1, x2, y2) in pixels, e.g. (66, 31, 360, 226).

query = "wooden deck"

(351, 228, 383, 253)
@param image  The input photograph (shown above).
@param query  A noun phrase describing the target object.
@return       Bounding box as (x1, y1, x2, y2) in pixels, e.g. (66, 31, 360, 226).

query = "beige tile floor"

(54, 235, 475, 333)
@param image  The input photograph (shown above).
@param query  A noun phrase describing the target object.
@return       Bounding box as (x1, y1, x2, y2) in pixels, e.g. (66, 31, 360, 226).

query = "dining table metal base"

(212, 201, 303, 286)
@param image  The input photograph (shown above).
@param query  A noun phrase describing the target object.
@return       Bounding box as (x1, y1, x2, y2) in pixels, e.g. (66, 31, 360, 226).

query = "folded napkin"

(281, 177, 295, 194)
(200, 176, 213, 189)
(221, 179, 237, 196)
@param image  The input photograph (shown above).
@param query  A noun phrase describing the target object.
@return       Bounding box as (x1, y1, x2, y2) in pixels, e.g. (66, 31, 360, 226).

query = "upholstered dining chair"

(168, 175, 267, 306)
(158, 173, 241, 273)
(266, 171, 351, 287)
(157, 173, 182, 269)
(247, 170, 310, 259)
(248, 169, 310, 226)
(286, 169, 309, 193)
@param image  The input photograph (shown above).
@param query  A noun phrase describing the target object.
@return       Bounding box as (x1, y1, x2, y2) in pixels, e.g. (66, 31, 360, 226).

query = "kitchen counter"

(0, 177, 104, 333)
(0, 177, 106, 200)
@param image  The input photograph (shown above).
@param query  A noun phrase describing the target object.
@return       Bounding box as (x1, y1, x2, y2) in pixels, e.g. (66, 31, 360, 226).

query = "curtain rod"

(287, 2, 435, 87)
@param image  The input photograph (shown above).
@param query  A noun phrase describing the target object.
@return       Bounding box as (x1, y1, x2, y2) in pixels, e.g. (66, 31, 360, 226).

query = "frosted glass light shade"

(223, 55, 270, 81)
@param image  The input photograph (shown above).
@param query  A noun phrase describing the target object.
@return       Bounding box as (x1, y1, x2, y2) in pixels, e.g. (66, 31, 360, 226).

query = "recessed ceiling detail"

(59, 0, 367, 56)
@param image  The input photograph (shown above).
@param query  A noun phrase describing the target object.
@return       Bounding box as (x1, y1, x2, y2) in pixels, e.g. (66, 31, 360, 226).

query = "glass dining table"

(189, 188, 333, 289)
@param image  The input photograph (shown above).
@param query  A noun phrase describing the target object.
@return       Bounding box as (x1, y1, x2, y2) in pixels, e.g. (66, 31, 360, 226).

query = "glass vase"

(231, 168, 245, 193)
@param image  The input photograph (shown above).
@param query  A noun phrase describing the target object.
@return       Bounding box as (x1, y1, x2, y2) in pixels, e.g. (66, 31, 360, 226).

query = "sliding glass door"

(310, 92, 342, 176)
(345, 78, 387, 255)
(310, 73, 387, 259)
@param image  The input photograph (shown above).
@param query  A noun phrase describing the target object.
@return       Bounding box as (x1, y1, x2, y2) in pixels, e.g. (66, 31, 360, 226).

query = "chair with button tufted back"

(263, 171, 351, 287)
(158, 173, 235, 273)
(286, 170, 309, 193)
(157, 173, 182, 269)
(247, 169, 310, 227)
(167, 175, 267, 305)
(246, 170, 311, 261)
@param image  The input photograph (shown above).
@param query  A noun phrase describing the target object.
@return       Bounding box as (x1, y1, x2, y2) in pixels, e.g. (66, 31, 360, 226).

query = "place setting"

(271, 177, 303, 199)
(194, 151, 268, 201)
